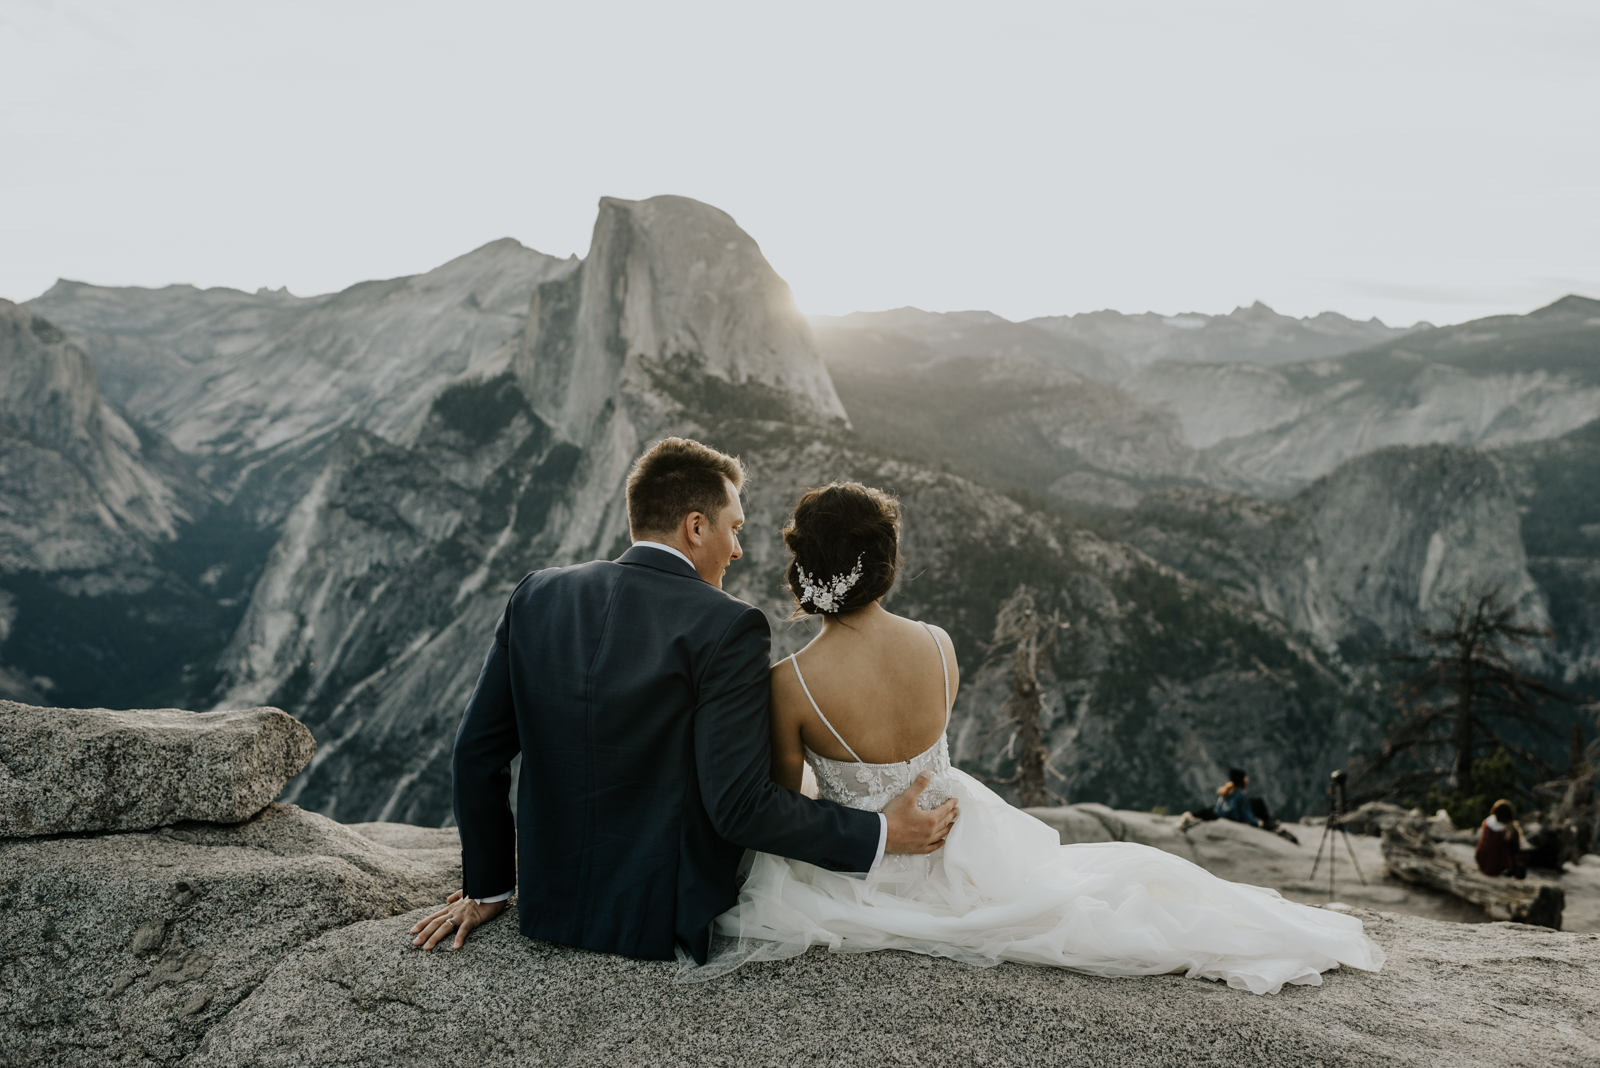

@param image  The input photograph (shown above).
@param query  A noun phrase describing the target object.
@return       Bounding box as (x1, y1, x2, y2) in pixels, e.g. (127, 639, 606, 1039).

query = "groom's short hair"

(626, 438, 744, 538)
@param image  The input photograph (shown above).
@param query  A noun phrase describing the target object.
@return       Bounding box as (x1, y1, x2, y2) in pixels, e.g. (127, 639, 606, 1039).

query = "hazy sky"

(4, 1, 1598, 327)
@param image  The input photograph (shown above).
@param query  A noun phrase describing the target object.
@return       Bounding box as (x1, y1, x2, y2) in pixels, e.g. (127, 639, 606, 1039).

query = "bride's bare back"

(768, 603, 959, 791)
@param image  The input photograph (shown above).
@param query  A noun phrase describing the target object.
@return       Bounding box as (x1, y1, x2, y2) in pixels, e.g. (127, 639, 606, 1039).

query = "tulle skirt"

(680, 770, 1384, 994)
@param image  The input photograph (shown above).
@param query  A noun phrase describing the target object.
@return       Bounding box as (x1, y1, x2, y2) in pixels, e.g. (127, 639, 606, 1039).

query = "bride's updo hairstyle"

(783, 482, 901, 618)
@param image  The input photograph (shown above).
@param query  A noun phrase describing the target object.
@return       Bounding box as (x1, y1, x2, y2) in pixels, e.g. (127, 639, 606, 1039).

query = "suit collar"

(618, 542, 703, 582)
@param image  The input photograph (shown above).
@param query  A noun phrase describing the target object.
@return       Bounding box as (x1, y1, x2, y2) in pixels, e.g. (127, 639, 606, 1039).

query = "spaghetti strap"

(789, 654, 866, 764)
(920, 621, 952, 727)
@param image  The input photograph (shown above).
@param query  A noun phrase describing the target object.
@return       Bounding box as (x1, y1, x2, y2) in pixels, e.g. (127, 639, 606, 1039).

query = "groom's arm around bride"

(412, 438, 956, 963)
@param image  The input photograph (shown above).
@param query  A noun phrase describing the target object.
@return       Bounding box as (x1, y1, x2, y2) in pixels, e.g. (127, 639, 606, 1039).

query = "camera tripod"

(1308, 770, 1366, 900)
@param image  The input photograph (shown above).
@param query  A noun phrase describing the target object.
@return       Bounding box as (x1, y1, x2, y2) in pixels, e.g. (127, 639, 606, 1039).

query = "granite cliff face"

(29, 239, 571, 468)
(0, 300, 195, 575)
(6, 241, 575, 712)
(0, 301, 222, 704)
(1115, 444, 1548, 660)
(1493, 418, 1600, 683)
(522, 195, 847, 445)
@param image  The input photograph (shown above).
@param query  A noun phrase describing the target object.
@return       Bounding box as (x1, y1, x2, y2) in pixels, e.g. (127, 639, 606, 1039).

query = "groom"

(411, 437, 958, 963)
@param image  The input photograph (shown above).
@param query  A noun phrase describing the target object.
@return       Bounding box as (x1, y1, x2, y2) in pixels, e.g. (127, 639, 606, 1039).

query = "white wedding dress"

(679, 623, 1385, 994)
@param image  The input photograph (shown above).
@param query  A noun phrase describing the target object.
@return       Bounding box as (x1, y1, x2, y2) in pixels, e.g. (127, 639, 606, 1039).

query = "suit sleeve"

(452, 606, 521, 899)
(692, 606, 881, 872)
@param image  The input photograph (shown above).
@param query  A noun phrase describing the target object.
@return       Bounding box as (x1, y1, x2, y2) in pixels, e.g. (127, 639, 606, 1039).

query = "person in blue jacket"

(1178, 768, 1298, 843)
(1214, 768, 1258, 825)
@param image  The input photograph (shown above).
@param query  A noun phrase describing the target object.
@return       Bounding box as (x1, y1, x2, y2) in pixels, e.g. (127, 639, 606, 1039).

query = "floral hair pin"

(796, 554, 864, 613)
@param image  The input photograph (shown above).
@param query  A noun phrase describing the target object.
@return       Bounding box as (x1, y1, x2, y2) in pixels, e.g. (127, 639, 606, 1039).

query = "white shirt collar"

(631, 540, 696, 572)
(1485, 814, 1506, 832)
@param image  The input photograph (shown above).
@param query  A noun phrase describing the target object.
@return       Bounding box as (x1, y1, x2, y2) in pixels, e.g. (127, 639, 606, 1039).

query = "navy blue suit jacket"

(452, 544, 882, 963)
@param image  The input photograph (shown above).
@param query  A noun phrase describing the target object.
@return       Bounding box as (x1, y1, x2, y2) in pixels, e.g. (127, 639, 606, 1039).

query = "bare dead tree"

(978, 585, 1069, 808)
(1355, 588, 1568, 805)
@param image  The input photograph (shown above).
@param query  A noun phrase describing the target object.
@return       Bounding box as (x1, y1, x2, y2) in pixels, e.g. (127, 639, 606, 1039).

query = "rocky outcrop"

(0, 803, 460, 1068)
(182, 904, 1600, 1067)
(0, 702, 313, 836)
(1382, 820, 1565, 928)
(3, 699, 1594, 1067)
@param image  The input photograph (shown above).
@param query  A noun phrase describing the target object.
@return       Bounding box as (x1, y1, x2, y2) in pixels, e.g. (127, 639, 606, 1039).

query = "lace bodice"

(804, 735, 955, 813)
(792, 620, 956, 814)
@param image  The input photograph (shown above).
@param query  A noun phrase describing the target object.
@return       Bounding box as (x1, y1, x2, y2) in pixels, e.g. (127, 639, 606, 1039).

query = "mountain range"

(5, 195, 1597, 821)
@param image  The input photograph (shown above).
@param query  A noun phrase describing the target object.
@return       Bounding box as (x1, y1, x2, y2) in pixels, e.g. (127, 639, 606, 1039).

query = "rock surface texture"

(3, 702, 1595, 1068)
(0, 804, 460, 1068)
(183, 904, 1600, 1068)
(0, 701, 314, 836)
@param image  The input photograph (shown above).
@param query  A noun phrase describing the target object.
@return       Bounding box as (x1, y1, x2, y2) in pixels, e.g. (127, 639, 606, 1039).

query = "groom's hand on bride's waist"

(884, 772, 958, 855)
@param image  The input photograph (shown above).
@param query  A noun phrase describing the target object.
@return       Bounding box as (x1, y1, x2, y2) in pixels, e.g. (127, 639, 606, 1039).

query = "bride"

(680, 481, 1384, 994)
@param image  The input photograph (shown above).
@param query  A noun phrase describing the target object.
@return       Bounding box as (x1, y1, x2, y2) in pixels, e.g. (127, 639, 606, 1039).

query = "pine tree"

(1356, 588, 1568, 822)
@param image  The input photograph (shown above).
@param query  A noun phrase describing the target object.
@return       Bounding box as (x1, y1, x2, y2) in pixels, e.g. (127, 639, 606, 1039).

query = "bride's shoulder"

(768, 651, 804, 686)
(911, 620, 960, 678)
(902, 615, 953, 646)
(767, 655, 811, 718)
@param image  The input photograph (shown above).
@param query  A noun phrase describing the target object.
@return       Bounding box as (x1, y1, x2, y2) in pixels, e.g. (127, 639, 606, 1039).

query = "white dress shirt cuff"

(841, 814, 888, 880)
(476, 890, 513, 904)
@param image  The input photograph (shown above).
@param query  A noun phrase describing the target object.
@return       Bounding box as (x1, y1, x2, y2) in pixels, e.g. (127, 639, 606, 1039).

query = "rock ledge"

(0, 701, 314, 836)
(187, 905, 1600, 1068)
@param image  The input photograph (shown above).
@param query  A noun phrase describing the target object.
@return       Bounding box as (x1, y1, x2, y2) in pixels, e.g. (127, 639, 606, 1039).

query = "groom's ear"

(682, 510, 706, 547)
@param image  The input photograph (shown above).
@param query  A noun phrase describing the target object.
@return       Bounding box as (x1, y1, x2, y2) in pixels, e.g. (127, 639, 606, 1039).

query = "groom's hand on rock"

(409, 889, 507, 951)
(884, 772, 958, 855)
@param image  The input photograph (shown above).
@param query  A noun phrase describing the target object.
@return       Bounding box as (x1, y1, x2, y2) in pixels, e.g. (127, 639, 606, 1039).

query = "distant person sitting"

(1214, 769, 1259, 826)
(1474, 799, 1526, 879)
(1179, 769, 1298, 843)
